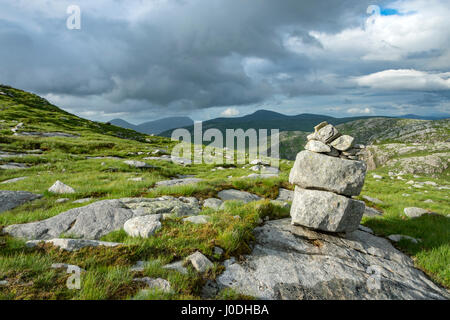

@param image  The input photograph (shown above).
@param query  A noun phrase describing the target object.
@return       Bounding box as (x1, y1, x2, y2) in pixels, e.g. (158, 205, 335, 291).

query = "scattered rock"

(203, 198, 223, 210)
(216, 219, 449, 300)
(133, 277, 172, 293)
(372, 174, 383, 180)
(404, 207, 428, 219)
(128, 177, 143, 182)
(364, 206, 383, 217)
(121, 196, 200, 218)
(183, 215, 211, 224)
(73, 198, 93, 204)
(1, 177, 27, 184)
(0, 280, 8, 286)
(304, 140, 331, 153)
(330, 135, 354, 151)
(55, 198, 70, 204)
(124, 215, 162, 238)
(217, 189, 262, 203)
(0, 163, 29, 170)
(358, 225, 374, 234)
(387, 234, 420, 244)
(48, 180, 75, 194)
(186, 251, 214, 273)
(163, 261, 188, 274)
(202, 280, 219, 298)
(275, 188, 294, 202)
(214, 246, 224, 256)
(26, 239, 121, 251)
(313, 124, 341, 144)
(362, 195, 384, 205)
(51, 263, 85, 272)
(123, 160, 154, 169)
(0, 190, 42, 213)
(130, 260, 150, 272)
(290, 187, 365, 233)
(4, 200, 136, 240)
(155, 178, 203, 187)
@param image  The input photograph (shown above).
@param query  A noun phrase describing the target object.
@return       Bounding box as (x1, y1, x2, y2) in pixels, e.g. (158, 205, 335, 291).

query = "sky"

(0, 0, 449, 123)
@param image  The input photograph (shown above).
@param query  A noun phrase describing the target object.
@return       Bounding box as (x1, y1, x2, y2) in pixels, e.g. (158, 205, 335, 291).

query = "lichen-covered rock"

(124, 215, 162, 238)
(48, 181, 75, 194)
(404, 207, 429, 218)
(290, 187, 365, 233)
(155, 178, 203, 187)
(26, 238, 121, 251)
(330, 135, 354, 151)
(289, 151, 367, 196)
(186, 251, 214, 273)
(0, 190, 42, 213)
(217, 189, 262, 203)
(203, 198, 223, 210)
(304, 140, 331, 153)
(216, 219, 449, 300)
(4, 200, 135, 239)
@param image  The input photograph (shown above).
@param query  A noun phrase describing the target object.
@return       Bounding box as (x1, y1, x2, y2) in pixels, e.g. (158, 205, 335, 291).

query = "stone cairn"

(289, 122, 367, 233)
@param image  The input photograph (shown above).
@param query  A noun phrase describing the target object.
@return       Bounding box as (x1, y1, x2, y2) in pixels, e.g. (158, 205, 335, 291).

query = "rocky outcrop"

(216, 219, 449, 300)
(25, 238, 121, 251)
(217, 189, 262, 203)
(124, 215, 162, 238)
(3, 196, 201, 240)
(0, 190, 42, 213)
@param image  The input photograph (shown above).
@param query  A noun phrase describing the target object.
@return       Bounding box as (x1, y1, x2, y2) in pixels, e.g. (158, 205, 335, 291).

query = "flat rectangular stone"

(289, 150, 367, 196)
(290, 187, 365, 233)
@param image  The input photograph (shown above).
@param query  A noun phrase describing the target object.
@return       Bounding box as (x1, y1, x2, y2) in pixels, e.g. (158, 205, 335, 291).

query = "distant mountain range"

(158, 110, 385, 137)
(397, 114, 450, 121)
(109, 117, 194, 135)
(110, 110, 449, 137)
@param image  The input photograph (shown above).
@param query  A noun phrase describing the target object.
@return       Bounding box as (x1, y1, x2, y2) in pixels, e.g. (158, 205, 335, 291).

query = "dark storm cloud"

(0, 0, 448, 121)
(0, 0, 378, 110)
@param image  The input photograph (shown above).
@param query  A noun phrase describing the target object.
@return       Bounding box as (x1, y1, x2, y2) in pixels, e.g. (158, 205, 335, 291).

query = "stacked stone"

(289, 122, 367, 233)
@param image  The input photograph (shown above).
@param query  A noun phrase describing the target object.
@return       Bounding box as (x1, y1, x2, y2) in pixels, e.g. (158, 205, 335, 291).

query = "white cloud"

(221, 107, 240, 117)
(355, 69, 450, 91)
(347, 107, 372, 114)
(286, 0, 450, 66)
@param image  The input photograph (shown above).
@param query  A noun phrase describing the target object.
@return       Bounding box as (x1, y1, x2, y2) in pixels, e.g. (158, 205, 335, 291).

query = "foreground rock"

(133, 277, 172, 293)
(216, 219, 449, 300)
(404, 207, 429, 218)
(291, 187, 365, 233)
(26, 238, 121, 251)
(217, 189, 262, 203)
(48, 181, 75, 194)
(124, 215, 162, 238)
(123, 160, 154, 169)
(155, 178, 203, 187)
(289, 151, 367, 196)
(1, 177, 27, 184)
(4, 197, 201, 240)
(0, 190, 42, 213)
(186, 251, 214, 273)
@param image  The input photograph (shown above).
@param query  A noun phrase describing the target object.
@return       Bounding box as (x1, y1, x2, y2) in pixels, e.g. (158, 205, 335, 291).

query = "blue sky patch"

(380, 8, 400, 16)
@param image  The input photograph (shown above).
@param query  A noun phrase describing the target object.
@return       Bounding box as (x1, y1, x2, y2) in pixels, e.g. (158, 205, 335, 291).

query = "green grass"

(0, 84, 449, 299)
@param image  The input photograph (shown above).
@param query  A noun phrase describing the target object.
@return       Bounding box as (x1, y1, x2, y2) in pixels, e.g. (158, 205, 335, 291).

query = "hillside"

(0, 86, 449, 300)
(279, 117, 450, 161)
(110, 117, 194, 135)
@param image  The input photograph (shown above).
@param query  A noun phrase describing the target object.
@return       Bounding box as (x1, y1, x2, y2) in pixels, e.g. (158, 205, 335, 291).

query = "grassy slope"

(0, 85, 448, 299)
